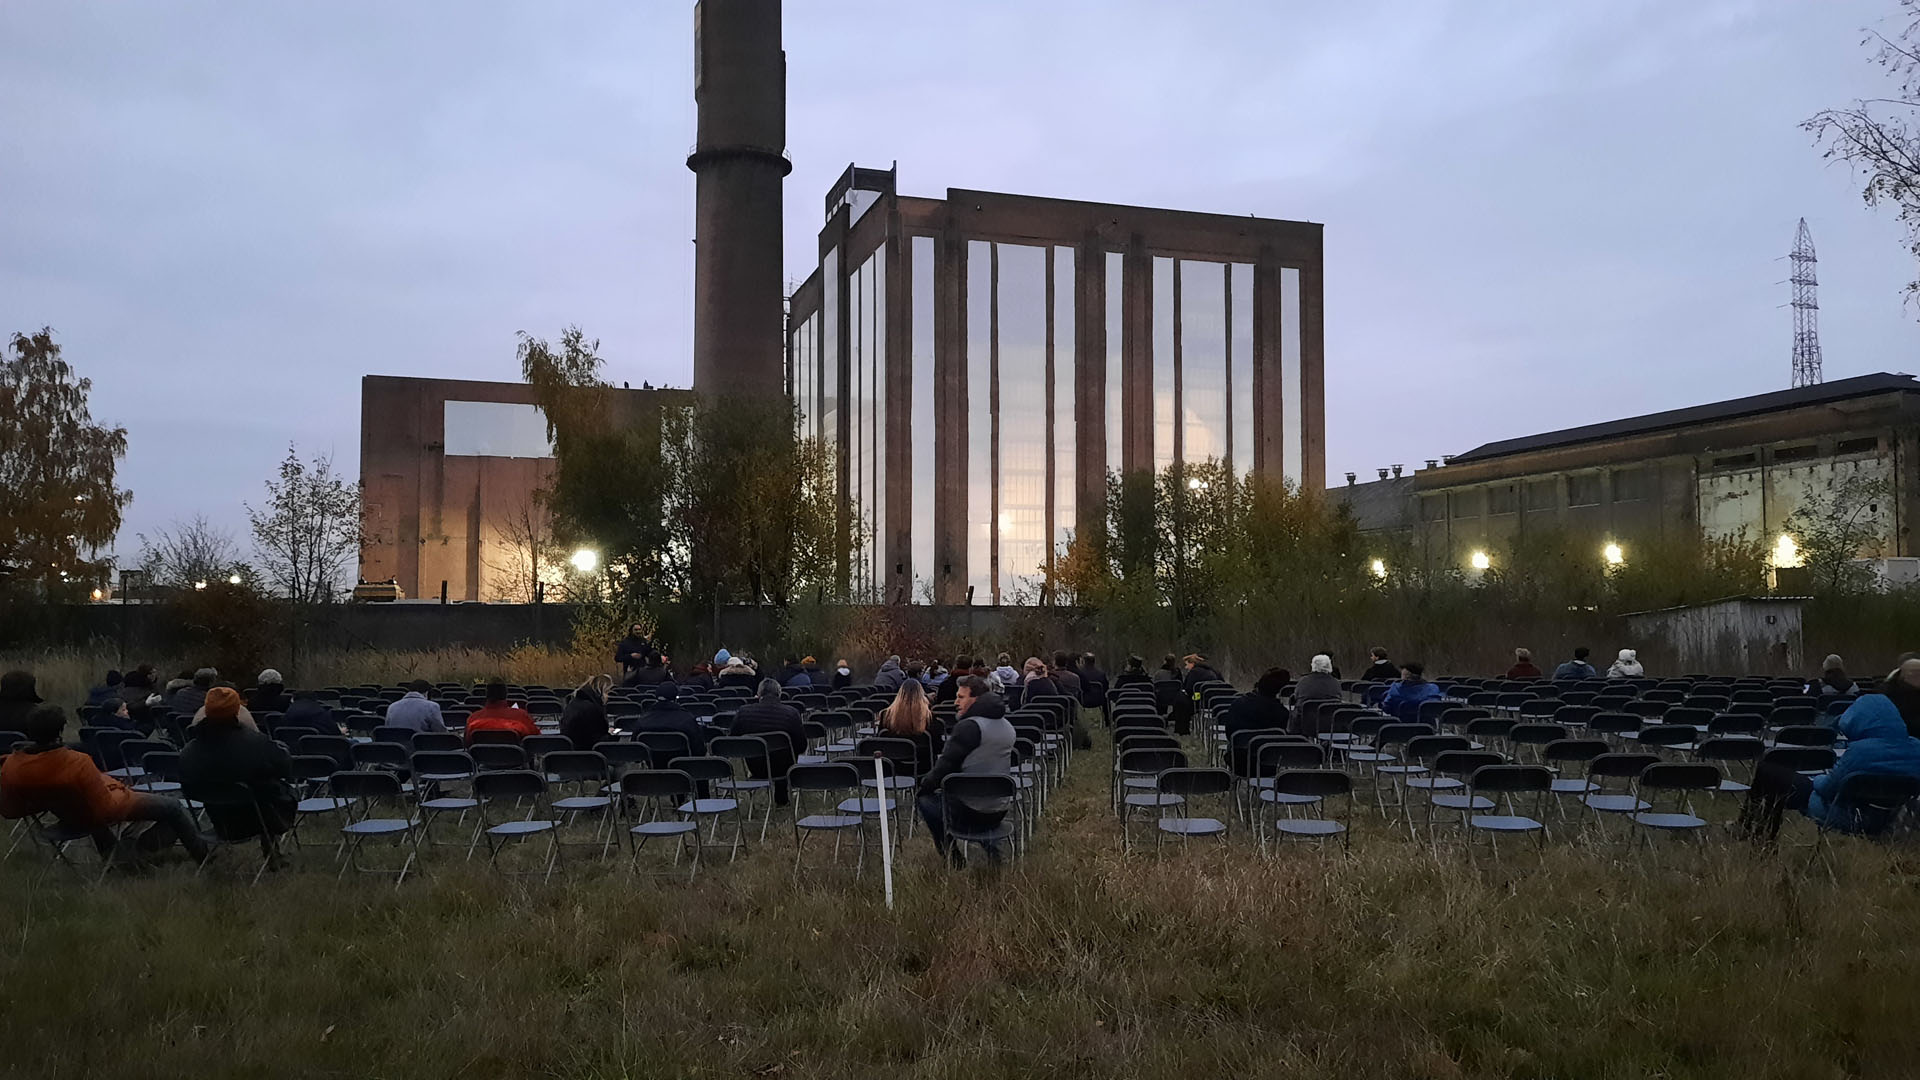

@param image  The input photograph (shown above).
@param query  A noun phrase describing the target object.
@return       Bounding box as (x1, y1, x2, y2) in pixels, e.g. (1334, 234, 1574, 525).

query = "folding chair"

(471, 770, 561, 881)
(618, 769, 702, 880)
(855, 737, 922, 838)
(1119, 747, 1188, 851)
(708, 735, 777, 844)
(1506, 723, 1567, 765)
(1694, 736, 1763, 794)
(545, 751, 616, 856)
(631, 731, 693, 769)
(182, 779, 283, 886)
(126, 744, 182, 793)
(1774, 726, 1837, 749)
(330, 770, 421, 884)
(1153, 767, 1234, 853)
(1418, 749, 1505, 843)
(524, 734, 575, 771)
(470, 743, 529, 771)
(939, 774, 1020, 864)
(1814, 773, 1920, 863)
(670, 755, 746, 862)
(1459, 764, 1554, 857)
(298, 734, 355, 771)
(1264, 769, 1354, 853)
(1637, 723, 1700, 756)
(370, 726, 417, 749)
(108, 738, 171, 784)
(1580, 752, 1659, 840)
(1370, 723, 1436, 813)
(1541, 737, 1608, 815)
(787, 762, 866, 875)
(1629, 762, 1721, 845)
(413, 732, 463, 753)
(409, 750, 480, 850)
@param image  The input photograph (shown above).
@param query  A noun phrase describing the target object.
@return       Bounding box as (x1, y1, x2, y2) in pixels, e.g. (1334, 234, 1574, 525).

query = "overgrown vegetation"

(2, 724, 1919, 1080)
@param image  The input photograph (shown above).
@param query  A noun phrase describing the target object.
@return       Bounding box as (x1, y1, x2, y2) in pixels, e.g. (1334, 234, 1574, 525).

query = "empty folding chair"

(1507, 723, 1568, 765)
(1817, 773, 1920, 840)
(330, 770, 421, 884)
(412, 732, 463, 753)
(1541, 737, 1608, 815)
(469, 743, 528, 772)
(1759, 745, 1837, 779)
(631, 731, 692, 769)
(1694, 737, 1763, 794)
(544, 750, 616, 856)
(1418, 749, 1505, 841)
(670, 755, 746, 861)
(1459, 764, 1554, 856)
(1774, 726, 1837, 749)
(1588, 711, 1642, 747)
(1264, 769, 1354, 853)
(1370, 723, 1436, 812)
(1630, 762, 1722, 845)
(471, 770, 562, 881)
(1580, 752, 1660, 839)
(290, 754, 352, 844)
(1637, 723, 1700, 755)
(1153, 767, 1234, 854)
(707, 735, 777, 844)
(618, 769, 702, 879)
(1464, 716, 1516, 753)
(134, 749, 185, 797)
(1119, 747, 1188, 851)
(370, 726, 417, 749)
(787, 762, 867, 874)
(113, 740, 174, 788)
(351, 740, 413, 789)
(524, 734, 575, 771)
(409, 750, 480, 849)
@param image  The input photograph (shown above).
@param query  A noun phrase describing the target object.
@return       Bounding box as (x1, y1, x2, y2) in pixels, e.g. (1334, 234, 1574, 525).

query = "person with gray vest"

(916, 674, 1015, 865)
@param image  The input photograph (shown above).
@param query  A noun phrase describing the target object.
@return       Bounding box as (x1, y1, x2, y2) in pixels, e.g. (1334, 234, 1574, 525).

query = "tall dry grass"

(2, 720, 1919, 1078)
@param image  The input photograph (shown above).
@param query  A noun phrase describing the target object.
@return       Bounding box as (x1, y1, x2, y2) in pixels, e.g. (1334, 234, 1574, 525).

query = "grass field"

(4, 724, 1920, 1079)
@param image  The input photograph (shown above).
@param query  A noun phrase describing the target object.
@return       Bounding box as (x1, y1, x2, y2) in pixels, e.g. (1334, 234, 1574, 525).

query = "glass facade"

(1152, 256, 1176, 473)
(1052, 246, 1076, 557)
(1281, 267, 1303, 487)
(997, 244, 1048, 602)
(820, 246, 839, 460)
(848, 249, 885, 599)
(911, 236, 935, 600)
(1230, 263, 1254, 476)
(1106, 252, 1124, 476)
(1181, 261, 1227, 467)
(967, 241, 993, 605)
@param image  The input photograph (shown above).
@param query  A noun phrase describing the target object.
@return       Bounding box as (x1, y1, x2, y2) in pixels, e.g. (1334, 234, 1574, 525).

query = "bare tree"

(1806, 1, 1920, 303)
(246, 446, 361, 604)
(136, 514, 247, 589)
(481, 497, 563, 603)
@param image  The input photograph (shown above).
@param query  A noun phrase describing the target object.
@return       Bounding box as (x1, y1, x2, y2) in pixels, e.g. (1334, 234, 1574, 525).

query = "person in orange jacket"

(0, 702, 210, 863)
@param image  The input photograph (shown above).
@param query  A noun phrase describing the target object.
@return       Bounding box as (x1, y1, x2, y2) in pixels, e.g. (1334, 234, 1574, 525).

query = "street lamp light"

(1469, 551, 1491, 571)
(1187, 477, 1208, 491)
(193, 580, 208, 591)
(570, 548, 600, 574)
(228, 573, 242, 585)
(1603, 542, 1625, 567)
(1773, 533, 1801, 569)
(1370, 558, 1387, 580)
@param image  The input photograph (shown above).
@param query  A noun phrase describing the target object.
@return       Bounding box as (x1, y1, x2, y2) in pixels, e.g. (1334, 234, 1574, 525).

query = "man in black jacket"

(278, 690, 342, 736)
(614, 625, 652, 684)
(1360, 647, 1399, 683)
(728, 680, 808, 805)
(627, 683, 709, 762)
(179, 687, 296, 866)
(916, 676, 1016, 866)
(1079, 652, 1110, 727)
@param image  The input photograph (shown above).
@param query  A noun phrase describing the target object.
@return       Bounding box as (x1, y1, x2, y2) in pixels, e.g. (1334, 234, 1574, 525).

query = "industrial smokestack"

(689, 0, 790, 396)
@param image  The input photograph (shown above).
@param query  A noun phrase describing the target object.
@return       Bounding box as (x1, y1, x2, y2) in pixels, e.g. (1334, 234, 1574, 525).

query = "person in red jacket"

(463, 681, 539, 743)
(1505, 648, 1543, 680)
(0, 703, 210, 863)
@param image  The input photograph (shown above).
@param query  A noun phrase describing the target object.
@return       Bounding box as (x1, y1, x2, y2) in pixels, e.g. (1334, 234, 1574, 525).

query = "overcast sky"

(5, 0, 1918, 558)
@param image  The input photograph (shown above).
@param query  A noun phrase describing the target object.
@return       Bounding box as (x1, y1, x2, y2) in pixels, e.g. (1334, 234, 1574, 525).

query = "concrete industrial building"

(1340, 372, 1920, 577)
(786, 164, 1325, 605)
(358, 375, 682, 603)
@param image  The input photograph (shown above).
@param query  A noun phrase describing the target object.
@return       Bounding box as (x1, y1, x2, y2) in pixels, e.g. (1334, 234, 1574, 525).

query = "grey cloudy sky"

(4, 0, 1918, 557)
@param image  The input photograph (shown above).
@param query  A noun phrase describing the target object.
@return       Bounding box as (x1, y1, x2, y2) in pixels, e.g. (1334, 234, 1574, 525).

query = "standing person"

(1809, 655, 1858, 697)
(0, 670, 44, 732)
(728, 680, 808, 805)
(1079, 652, 1110, 726)
(85, 671, 124, 710)
(614, 624, 653, 684)
(1740, 659, 1920, 843)
(179, 688, 295, 867)
(831, 659, 853, 690)
(1, 703, 211, 865)
(463, 681, 539, 744)
(1381, 662, 1446, 723)
(1505, 649, 1543, 680)
(628, 683, 709, 758)
(248, 670, 292, 714)
(1553, 648, 1599, 681)
(1294, 655, 1342, 706)
(1360, 647, 1399, 683)
(1223, 668, 1291, 776)
(1607, 649, 1645, 680)
(1113, 655, 1152, 690)
(878, 679, 946, 775)
(916, 675, 1015, 867)
(561, 674, 612, 750)
(384, 680, 448, 734)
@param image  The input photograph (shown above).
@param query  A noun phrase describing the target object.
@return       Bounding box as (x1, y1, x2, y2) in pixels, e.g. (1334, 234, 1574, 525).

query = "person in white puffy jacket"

(1607, 649, 1645, 679)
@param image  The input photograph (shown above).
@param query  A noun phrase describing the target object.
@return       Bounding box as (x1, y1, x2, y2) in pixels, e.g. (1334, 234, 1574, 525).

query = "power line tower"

(1790, 217, 1823, 387)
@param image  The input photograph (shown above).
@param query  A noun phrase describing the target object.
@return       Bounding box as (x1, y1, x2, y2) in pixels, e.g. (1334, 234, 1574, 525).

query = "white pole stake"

(873, 751, 895, 909)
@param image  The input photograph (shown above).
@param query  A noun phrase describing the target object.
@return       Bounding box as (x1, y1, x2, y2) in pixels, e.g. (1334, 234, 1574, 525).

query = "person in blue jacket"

(1380, 661, 1446, 724)
(1741, 659, 1920, 844)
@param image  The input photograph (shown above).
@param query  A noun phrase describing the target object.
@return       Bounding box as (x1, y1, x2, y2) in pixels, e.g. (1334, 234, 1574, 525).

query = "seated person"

(627, 682, 709, 762)
(384, 679, 448, 733)
(278, 690, 342, 736)
(727, 680, 808, 805)
(1741, 659, 1920, 843)
(247, 669, 292, 714)
(0, 703, 210, 864)
(464, 680, 539, 743)
(1223, 668, 1291, 776)
(916, 676, 1014, 866)
(1380, 661, 1445, 723)
(179, 687, 297, 863)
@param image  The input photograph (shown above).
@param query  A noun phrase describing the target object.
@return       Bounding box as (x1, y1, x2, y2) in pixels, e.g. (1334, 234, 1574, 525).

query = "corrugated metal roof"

(1449, 372, 1920, 464)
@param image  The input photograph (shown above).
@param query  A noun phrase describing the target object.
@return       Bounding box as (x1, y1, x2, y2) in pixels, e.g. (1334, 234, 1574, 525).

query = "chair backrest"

(371, 726, 416, 747)
(1405, 734, 1472, 764)
(473, 768, 549, 801)
(632, 731, 692, 767)
(787, 762, 862, 792)
(1469, 764, 1552, 794)
(351, 741, 410, 770)
(1256, 742, 1326, 773)
(469, 743, 528, 771)
(1769, 705, 1817, 729)
(1834, 772, 1920, 816)
(1637, 724, 1698, 749)
(1760, 746, 1837, 773)
(1155, 766, 1233, 797)
(669, 755, 734, 783)
(1464, 717, 1516, 741)
(545, 750, 609, 784)
(1587, 752, 1659, 780)
(1542, 737, 1608, 767)
(1589, 712, 1642, 736)
(618, 769, 695, 799)
(328, 770, 405, 800)
(138, 749, 182, 780)
(410, 750, 476, 779)
(1508, 723, 1568, 747)
(1117, 733, 1181, 755)
(1433, 750, 1506, 779)
(1707, 713, 1764, 736)
(941, 773, 1016, 804)
(1375, 723, 1432, 750)
(523, 734, 575, 762)
(412, 732, 463, 752)
(1694, 737, 1763, 765)
(291, 753, 341, 783)
(709, 735, 770, 767)
(1774, 726, 1836, 748)
(855, 737, 920, 770)
(1637, 762, 1721, 792)
(1625, 700, 1670, 719)
(118, 738, 173, 768)
(1663, 707, 1713, 730)
(1272, 769, 1352, 799)
(1120, 747, 1187, 774)
(1551, 706, 1598, 728)
(594, 741, 654, 771)
(468, 729, 524, 746)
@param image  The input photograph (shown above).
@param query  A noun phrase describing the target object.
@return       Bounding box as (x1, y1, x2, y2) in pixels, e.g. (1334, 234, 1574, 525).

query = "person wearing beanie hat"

(628, 682, 707, 759)
(0, 670, 44, 733)
(1, 702, 211, 864)
(179, 686, 296, 867)
(85, 670, 124, 709)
